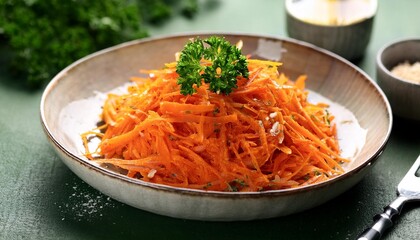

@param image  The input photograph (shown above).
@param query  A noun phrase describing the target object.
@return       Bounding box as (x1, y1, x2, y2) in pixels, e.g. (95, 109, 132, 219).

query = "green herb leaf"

(176, 38, 205, 95)
(176, 36, 249, 95)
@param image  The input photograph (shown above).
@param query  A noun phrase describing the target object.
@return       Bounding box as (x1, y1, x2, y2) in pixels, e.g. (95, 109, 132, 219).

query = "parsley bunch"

(0, 0, 147, 87)
(0, 0, 198, 88)
(176, 36, 249, 95)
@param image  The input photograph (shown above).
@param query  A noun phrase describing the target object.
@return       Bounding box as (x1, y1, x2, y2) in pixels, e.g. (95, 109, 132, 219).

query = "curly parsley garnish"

(176, 36, 249, 95)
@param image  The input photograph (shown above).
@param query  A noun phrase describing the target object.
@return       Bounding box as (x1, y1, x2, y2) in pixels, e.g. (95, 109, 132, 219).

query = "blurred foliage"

(0, 0, 198, 88)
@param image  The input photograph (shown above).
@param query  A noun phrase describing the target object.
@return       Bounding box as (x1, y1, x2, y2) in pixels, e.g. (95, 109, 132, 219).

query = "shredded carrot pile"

(82, 59, 348, 192)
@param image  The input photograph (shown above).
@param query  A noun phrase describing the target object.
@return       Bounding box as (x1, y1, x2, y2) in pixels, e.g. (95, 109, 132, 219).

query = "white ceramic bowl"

(40, 33, 392, 221)
(376, 38, 420, 121)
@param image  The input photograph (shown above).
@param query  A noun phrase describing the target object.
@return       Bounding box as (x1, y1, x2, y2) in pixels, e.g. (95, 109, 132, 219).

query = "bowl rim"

(40, 32, 393, 198)
(377, 37, 420, 86)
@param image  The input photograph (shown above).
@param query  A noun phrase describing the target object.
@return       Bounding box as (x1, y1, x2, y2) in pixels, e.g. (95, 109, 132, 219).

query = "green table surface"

(1, 1, 420, 239)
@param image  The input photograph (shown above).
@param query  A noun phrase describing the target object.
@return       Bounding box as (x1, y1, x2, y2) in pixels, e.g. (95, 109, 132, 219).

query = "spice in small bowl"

(390, 61, 420, 84)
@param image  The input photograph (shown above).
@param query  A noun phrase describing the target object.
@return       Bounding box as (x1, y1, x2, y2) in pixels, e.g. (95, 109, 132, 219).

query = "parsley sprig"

(176, 36, 249, 95)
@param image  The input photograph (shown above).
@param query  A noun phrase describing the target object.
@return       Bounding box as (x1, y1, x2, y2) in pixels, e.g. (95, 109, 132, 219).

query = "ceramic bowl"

(376, 38, 420, 121)
(40, 33, 392, 221)
(285, 0, 377, 61)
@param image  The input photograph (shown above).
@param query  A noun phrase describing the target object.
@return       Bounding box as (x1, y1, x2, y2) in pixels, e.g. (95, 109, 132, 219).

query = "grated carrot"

(82, 59, 348, 192)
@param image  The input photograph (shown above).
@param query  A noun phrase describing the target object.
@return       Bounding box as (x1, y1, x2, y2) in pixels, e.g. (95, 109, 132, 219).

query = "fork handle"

(357, 196, 407, 240)
(357, 212, 394, 240)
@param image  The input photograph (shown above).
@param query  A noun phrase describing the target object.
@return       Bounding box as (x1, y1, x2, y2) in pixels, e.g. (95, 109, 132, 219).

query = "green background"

(1, 1, 420, 239)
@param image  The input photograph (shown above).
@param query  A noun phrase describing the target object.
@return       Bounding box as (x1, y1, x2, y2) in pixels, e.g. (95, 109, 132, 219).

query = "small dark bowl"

(285, 0, 377, 61)
(376, 38, 420, 121)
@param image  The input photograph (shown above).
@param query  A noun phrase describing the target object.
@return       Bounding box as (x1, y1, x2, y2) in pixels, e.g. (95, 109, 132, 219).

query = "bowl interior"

(42, 33, 392, 193)
(380, 39, 420, 75)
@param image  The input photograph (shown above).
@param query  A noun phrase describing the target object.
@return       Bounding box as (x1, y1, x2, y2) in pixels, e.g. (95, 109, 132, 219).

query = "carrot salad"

(82, 59, 348, 192)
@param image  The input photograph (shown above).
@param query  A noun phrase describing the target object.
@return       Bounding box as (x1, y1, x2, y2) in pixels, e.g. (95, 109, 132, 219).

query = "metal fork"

(358, 154, 420, 240)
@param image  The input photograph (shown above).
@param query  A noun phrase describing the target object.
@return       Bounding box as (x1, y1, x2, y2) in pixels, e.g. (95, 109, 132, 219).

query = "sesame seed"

(269, 112, 278, 118)
(270, 122, 280, 136)
(147, 169, 157, 178)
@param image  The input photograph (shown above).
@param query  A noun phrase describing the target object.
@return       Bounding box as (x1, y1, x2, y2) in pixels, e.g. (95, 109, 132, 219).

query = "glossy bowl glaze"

(376, 38, 420, 121)
(285, 0, 377, 61)
(40, 33, 392, 221)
